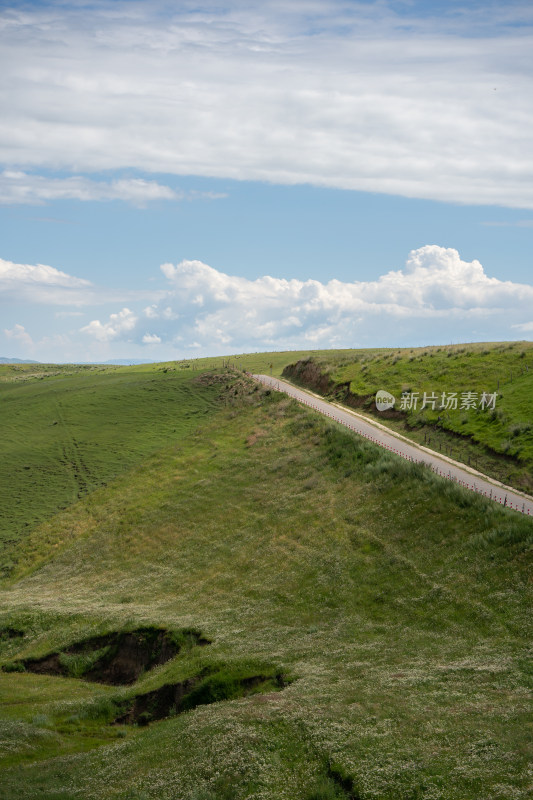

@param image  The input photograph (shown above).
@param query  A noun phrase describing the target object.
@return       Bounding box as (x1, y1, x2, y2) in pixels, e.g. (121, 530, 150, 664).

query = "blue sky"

(1, 0, 532, 362)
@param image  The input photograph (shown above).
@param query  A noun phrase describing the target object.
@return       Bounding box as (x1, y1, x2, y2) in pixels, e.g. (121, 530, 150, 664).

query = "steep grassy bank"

(1, 372, 531, 799)
(282, 342, 533, 493)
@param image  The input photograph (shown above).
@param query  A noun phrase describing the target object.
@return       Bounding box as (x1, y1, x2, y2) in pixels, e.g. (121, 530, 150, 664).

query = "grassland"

(0, 362, 226, 577)
(0, 358, 531, 799)
(281, 341, 533, 494)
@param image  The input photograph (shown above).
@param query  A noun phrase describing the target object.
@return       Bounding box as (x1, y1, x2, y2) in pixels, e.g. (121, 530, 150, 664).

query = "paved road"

(254, 374, 533, 516)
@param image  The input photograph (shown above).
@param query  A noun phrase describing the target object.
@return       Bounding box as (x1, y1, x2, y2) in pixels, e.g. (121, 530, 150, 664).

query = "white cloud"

(143, 303, 177, 320)
(187, 191, 228, 201)
(0, 257, 90, 288)
(151, 246, 533, 350)
(0, 171, 179, 206)
(0, 2, 532, 207)
(81, 307, 138, 342)
(0, 256, 169, 307)
(162, 245, 533, 318)
(4, 323, 34, 348)
(512, 321, 533, 332)
(0, 256, 93, 305)
(4, 244, 532, 359)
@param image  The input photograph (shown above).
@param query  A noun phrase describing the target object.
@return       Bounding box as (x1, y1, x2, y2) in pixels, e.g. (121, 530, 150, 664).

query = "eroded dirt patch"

(114, 669, 289, 726)
(11, 627, 209, 685)
(246, 429, 267, 447)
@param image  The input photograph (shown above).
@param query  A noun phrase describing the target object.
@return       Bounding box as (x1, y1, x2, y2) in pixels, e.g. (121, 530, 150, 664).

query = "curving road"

(254, 374, 533, 516)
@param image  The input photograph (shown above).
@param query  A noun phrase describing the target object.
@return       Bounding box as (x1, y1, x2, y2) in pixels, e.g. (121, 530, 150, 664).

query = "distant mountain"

(0, 357, 39, 364)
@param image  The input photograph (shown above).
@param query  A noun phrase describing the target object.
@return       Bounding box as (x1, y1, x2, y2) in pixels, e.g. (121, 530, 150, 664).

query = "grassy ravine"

(282, 342, 533, 494)
(0, 363, 532, 799)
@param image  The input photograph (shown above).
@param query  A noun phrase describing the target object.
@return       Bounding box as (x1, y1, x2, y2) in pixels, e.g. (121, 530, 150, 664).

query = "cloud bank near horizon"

(3, 245, 532, 360)
(1, 1, 532, 208)
(134, 245, 533, 351)
(2, 244, 525, 359)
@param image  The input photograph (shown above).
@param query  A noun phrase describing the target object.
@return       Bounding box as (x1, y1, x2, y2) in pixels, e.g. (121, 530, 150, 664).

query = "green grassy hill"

(0, 358, 532, 799)
(0, 363, 225, 577)
(281, 342, 533, 493)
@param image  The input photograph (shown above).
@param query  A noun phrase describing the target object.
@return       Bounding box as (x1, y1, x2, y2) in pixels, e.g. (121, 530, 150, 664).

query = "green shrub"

(438, 481, 490, 511)
(508, 422, 531, 437)
(181, 671, 240, 710)
(58, 646, 110, 678)
(31, 714, 51, 728)
(76, 695, 122, 722)
(468, 520, 533, 551)
(323, 427, 377, 473)
(306, 778, 346, 799)
(2, 660, 25, 673)
(189, 778, 236, 800)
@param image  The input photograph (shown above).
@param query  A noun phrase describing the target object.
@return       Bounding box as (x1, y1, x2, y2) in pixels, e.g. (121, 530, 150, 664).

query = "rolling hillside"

(0, 363, 223, 577)
(0, 358, 532, 800)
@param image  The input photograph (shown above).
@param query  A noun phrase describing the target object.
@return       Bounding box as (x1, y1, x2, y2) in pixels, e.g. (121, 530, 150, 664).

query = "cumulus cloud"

(81, 308, 137, 342)
(0, 256, 168, 307)
(0, 257, 90, 289)
(0, 256, 93, 304)
(0, 2, 532, 207)
(4, 245, 533, 358)
(162, 246, 533, 315)
(143, 304, 176, 320)
(4, 323, 34, 348)
(132, 245, 533, 350)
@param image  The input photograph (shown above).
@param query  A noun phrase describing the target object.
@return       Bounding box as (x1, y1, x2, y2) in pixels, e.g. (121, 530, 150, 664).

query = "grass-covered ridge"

(282, 341, 533, 493)
(0, 367, 531, 799)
